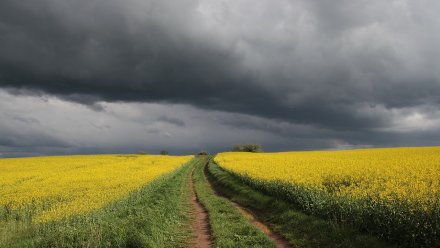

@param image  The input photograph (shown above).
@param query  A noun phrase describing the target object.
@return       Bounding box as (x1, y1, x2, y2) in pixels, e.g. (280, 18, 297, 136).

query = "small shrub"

(231, 144, 262, 153)
(197, 151, 209, 156)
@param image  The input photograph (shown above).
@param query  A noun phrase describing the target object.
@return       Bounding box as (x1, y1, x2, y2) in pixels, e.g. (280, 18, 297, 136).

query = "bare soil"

(189, 168, 212, 248)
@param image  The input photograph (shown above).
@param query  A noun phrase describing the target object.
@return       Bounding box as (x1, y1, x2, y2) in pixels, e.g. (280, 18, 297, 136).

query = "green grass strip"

(207, 161, 396, 248)
(3, 159, 197, 248)
(192, 156, 275, 248)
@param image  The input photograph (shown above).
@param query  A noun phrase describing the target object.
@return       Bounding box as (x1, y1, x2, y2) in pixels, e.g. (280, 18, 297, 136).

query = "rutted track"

(204, 160, 396, 248)
(189, 165, 213, 248)
(228, 201, 292, 248)
(199, 157, 292, 248)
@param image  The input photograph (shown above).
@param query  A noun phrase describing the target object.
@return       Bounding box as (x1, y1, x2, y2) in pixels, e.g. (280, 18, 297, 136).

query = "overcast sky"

(1, 0, 440, 157)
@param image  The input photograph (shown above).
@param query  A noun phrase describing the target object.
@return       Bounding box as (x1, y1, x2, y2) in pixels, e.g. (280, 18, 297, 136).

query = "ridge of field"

(0, 154, 193, 223)
(215, 147, 440, 246)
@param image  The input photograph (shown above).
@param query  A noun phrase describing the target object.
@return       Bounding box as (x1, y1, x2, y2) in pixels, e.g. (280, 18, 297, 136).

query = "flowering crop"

(215, 147, 440, 246)
(0, 154, 192, 223)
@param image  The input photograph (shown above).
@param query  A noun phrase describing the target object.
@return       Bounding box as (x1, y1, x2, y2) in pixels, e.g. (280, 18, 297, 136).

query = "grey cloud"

(157, 116, 186, 127)
(88, 121, 111, 130)
(1, 89, 440, 157)
(0, 129, 71, 148)
(8, 115, 41, 125)
(146, 128, 160, 134)
(1, 0, 440, 155)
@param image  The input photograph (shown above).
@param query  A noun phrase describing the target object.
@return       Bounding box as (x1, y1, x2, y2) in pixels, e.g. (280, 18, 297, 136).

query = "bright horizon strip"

(0, 154, 193, 223)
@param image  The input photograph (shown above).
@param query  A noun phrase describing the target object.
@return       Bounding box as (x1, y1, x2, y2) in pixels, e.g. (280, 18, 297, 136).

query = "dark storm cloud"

(1, 0, 440, 141)
(2, 88, 440, 158)
(0, 0, 257, 101)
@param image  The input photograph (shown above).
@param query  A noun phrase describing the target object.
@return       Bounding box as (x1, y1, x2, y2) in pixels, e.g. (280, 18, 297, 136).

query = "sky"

(1, 0, 440, 157)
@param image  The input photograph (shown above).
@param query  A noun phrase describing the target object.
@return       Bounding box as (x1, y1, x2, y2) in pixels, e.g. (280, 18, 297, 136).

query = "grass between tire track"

(206, 160, 396, 248)
(192, 156, 276, 248)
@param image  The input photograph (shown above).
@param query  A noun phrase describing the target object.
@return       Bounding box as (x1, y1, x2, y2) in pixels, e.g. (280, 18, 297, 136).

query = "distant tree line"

(136, 145, 262, 156)
(231, 144, 262, 153)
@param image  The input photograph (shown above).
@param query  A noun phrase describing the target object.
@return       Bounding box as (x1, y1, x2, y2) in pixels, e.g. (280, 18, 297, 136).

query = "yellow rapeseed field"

(215, 147, 440, 208)
(215, 147, 440, 244)
(0, 154, 192, 223)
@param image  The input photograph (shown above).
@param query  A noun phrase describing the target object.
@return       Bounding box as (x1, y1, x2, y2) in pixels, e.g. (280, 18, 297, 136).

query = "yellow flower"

(0, 154, 192, 223)
(215, 147, 440, 212)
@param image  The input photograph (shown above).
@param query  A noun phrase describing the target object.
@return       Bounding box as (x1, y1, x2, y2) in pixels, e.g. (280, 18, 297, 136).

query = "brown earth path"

(189, 166, 212, 248)
(230, 201, 292, 248)
(201, 161, 293, 248)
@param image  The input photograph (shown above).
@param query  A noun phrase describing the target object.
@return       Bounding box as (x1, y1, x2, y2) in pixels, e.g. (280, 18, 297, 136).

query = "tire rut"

(189, 166, 213, 248)
(202, 162, 293, 248)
